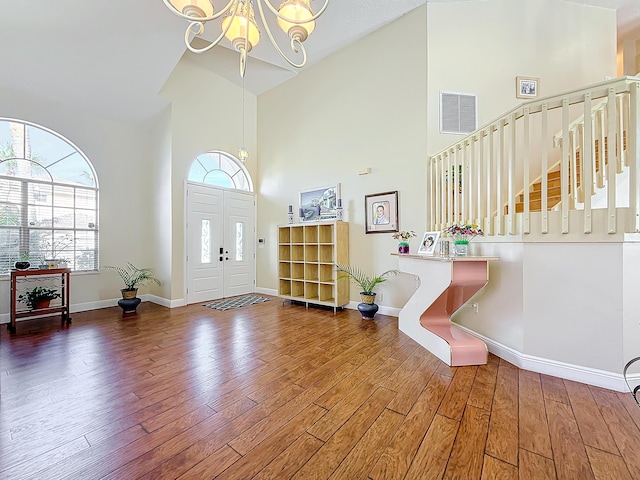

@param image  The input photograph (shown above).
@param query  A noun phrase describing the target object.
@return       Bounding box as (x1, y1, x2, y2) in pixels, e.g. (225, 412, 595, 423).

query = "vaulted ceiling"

(1, 1, 638, 124)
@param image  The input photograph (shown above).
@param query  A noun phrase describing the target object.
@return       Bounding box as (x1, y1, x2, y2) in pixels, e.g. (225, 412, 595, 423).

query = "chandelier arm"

(180, 1, 242, 55)
(162, 0, 236, 22)
(256, 0, 307, 68)
(260, 0, 330, 25)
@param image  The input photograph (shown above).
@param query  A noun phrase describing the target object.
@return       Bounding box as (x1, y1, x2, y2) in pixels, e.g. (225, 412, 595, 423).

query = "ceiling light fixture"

(163, 0, 329, 77)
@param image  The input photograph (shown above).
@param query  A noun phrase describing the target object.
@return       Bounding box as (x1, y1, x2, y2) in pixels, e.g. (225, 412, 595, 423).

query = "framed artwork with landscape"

(365, 191, 398, 234)
(299, 184, 339, 221)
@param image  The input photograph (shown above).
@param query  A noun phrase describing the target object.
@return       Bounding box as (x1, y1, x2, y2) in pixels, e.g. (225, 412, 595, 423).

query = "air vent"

(440, 92, 477, 134)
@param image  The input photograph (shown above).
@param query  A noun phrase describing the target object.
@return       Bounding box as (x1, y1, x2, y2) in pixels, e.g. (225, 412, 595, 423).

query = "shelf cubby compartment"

(291, 245, 305, 262)
(305, 282, 319, 300)
(278, 245, 291, 261)
(305, 244, 318, 262)
(291, 280, 305, 298)
(291, 262, 305, 280)
(319, 244, 334, 263)
(304, 225, 318, 243)
(319, 224, 334, 243)
(279, 227, 291, 244)
(278, 262, 292, 279)
(305, 263, 319, 281)
(279, 279, 291, 296)
(319, 284, 335, 302)
(319, 264, 334, 282)
(291, 226, 304, 243)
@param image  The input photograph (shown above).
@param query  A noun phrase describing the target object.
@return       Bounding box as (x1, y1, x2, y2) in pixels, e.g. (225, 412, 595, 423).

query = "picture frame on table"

(365, 191, 398, 234)
(299, 184, 340, 222)
(417, 231, 440, 255)
(516, 76, 539, 99)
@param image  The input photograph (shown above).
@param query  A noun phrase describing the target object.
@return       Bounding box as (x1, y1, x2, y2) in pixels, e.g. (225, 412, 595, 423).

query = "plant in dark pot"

(18, 286, 61, 310)
(336, 264, 398, 320)
(14, 251, 31, 270)
(104, 262, 160, 316)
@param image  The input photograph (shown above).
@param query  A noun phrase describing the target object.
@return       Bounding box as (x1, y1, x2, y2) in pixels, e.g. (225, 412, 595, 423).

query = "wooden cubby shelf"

(277, 221, 349, 310)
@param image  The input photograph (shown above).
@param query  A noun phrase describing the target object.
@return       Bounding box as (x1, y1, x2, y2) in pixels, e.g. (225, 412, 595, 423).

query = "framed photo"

(417, 231, 440, 255)
(299, 184, 340, 222)
(365, 191, 398, 234)
(516, 76, 539, 99)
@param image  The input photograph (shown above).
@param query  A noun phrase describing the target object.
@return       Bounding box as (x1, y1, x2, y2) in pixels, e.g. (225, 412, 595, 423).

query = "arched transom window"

(187, 151, 253, 191)
(0, 118, 99, 274)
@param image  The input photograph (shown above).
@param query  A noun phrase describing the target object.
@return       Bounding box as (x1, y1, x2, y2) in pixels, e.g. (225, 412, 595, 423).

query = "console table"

(9, 268, 72, 334)
(396, 254, 498, 366)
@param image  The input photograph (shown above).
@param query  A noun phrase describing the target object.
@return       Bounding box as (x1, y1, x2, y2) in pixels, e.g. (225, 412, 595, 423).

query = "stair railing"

(428, 76, 640, 237)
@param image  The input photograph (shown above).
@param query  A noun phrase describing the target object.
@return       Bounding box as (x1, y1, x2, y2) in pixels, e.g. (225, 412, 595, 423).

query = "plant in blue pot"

(336, 264, 398, 320)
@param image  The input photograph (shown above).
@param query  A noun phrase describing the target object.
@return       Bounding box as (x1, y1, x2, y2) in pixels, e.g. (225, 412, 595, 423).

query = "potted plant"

(104, 262, 160, 299)
(14, 251, 31, 270)
(18, 286, 61, 310)
(336, 264, 398, 319)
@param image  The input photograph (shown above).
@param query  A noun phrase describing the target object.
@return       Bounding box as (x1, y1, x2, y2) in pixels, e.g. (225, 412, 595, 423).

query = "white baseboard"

(344, 301, 401, 318)
(456, 324, 628, 392)
(255, 287, 278, 297)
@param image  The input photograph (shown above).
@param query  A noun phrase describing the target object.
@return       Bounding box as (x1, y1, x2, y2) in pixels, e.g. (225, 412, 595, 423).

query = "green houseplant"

(336, 263, 398, 319)
(104, 262, 160, 299)
(18, 286, 61, 310)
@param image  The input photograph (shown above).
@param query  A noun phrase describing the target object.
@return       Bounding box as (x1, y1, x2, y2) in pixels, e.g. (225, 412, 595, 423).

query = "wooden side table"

(9, 268, 72, 333)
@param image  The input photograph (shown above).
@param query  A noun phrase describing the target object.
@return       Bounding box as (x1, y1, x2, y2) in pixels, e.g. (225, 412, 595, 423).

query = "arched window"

(187, 151, 253, 191)
(0, 118, 99, 274)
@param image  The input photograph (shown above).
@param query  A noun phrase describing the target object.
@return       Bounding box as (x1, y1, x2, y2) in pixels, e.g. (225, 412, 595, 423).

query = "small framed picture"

(299, 184, 340, 222)
(365, 191, 398, 234)
(516, 76, 539, 99)
(418, 231, 440, 255)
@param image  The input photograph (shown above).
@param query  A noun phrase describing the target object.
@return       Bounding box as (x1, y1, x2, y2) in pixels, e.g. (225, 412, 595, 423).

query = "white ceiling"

(0, 0, 638, 124)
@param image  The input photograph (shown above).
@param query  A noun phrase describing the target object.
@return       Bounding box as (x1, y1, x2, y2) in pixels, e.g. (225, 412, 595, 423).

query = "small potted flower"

(442, 223, 484, 256)
(392, 230, 417, 254)
(18, 286, 61, 310)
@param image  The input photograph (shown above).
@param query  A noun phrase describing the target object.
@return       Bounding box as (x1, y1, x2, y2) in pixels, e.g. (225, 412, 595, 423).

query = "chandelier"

(163, 0, 329, 77)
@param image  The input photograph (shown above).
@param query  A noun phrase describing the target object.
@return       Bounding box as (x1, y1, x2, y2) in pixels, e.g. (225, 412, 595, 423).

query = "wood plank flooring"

(1, 299, 639, 479)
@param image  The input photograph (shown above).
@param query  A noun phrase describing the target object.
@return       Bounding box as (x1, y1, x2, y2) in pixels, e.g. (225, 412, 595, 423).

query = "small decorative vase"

(398, 241, 410, 254)
(454, 240, 469, 256)
(14, 261, 30, 270)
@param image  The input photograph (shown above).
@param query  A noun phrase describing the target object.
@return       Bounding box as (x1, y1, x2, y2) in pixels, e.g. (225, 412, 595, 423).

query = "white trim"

(255, 287, 277, 296)
(456, 324, 628, 392)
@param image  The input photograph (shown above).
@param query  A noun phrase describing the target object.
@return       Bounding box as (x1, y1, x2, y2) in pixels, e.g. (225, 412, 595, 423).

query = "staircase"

(428, 76, 640, 237)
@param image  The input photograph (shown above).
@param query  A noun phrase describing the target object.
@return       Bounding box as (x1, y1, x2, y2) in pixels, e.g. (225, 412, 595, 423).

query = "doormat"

(203, 295, 271, 311)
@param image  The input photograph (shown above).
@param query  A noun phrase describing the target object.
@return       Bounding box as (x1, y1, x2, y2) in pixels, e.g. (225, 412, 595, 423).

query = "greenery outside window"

(0, 118, 99, 274)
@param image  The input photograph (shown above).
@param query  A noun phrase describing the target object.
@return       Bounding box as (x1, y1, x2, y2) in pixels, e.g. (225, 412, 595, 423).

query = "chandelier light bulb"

(168, 0, 213, 18)
(277, 0, 315, 42)
(222, 0, 261, 52)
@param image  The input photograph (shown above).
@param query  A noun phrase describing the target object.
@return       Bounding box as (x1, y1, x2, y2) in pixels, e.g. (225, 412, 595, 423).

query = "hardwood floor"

(2, 299, 639, 479)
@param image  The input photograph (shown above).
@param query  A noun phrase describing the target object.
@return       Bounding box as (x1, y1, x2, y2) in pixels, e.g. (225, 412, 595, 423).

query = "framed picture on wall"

(417, 231, 440, 255)
(365, 191, 398, 234)
(299, 184, 340, 221)
(516, 76, 539, 99)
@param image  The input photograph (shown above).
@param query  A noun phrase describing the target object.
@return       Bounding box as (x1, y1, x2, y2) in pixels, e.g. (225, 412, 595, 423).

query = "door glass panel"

(201, 219, 211, 263)
(236, 222, 243, 261)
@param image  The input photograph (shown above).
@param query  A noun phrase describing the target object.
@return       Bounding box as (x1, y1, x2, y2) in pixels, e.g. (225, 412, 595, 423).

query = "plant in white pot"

(336, 264, 398, 319)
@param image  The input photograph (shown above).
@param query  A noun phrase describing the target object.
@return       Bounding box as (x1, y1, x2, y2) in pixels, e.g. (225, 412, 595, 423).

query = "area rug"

(203, 295, 271, 311)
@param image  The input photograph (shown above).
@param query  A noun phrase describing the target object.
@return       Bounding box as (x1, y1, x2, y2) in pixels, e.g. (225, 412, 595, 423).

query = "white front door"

(223, 189, 256, 298)
(186, 183, 255, 304)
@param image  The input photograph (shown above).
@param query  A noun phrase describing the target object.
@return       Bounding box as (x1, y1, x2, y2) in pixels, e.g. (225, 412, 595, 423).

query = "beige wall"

(256, 0, 616, 307)
(0, 87, 159, 310)
(257, 6, 428, 307)
(161, 57, 258, 302)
